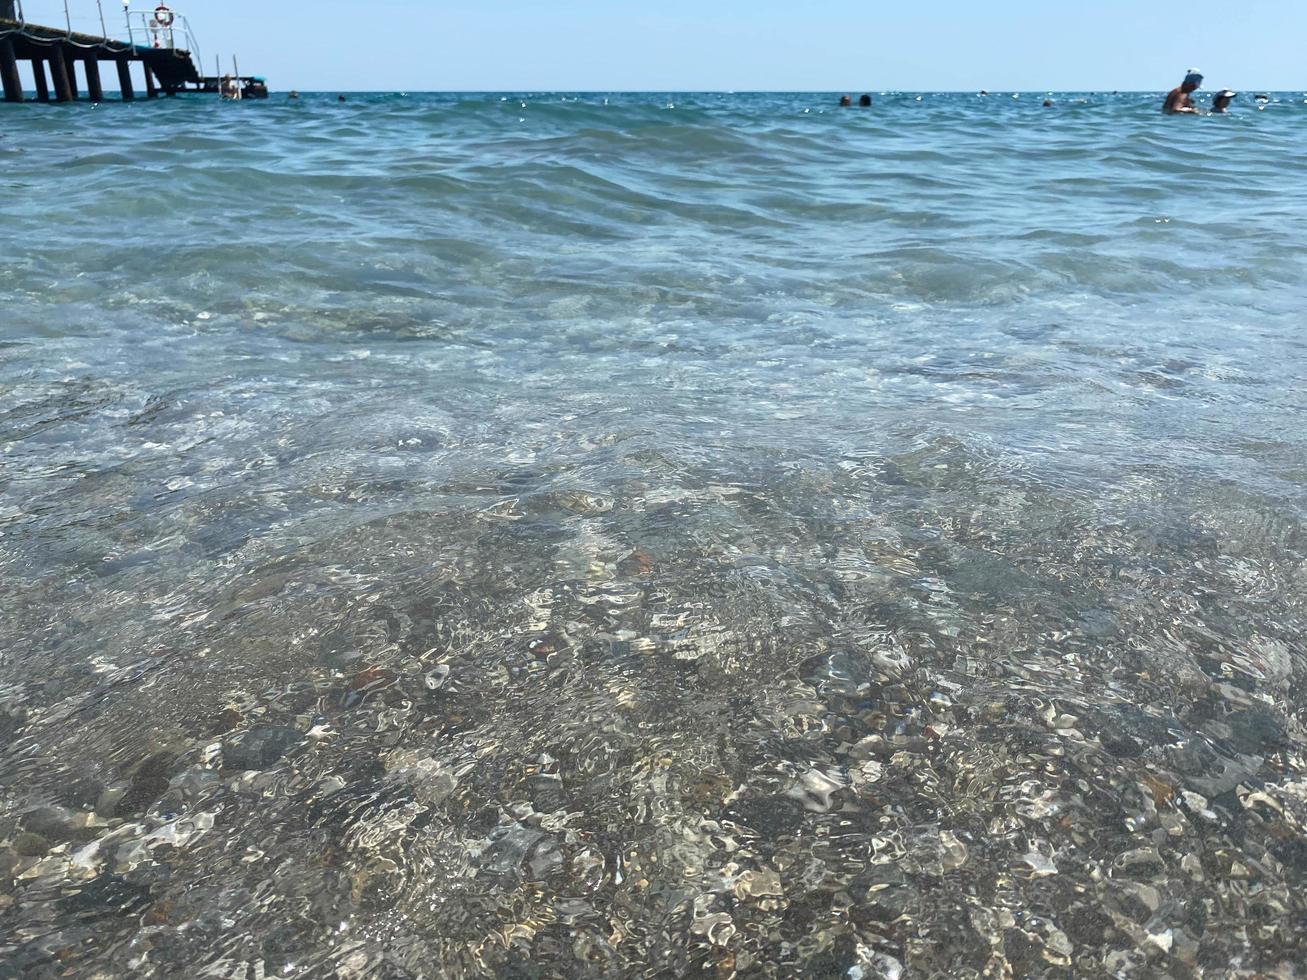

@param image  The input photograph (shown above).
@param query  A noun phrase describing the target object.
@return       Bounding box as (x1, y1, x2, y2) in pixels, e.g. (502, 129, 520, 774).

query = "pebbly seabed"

(1, 92, 1306, 977)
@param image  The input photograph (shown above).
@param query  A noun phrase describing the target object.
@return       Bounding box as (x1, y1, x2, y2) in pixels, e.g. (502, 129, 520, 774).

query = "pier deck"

(0, 16, 201, 101)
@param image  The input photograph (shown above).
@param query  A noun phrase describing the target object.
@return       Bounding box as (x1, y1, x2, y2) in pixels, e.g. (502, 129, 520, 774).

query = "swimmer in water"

(839, 95, 852, 107)
(859, 94, 872, 107)
(1211, 90, 1236, 113)
(1163, 69, 1203, 114)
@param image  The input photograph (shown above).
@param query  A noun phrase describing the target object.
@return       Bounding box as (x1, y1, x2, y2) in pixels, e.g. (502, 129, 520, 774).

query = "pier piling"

(48, 45, 72, 102)
(32, 59, 49, 101)
(0, 38, 22, 103)
(83, 57, 104, 103)
(144, 64, 157, 99)
(116, 58, 134, 101)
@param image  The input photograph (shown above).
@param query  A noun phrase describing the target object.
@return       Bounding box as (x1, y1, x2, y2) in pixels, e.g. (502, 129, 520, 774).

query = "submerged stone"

(222, 727, 303, 771)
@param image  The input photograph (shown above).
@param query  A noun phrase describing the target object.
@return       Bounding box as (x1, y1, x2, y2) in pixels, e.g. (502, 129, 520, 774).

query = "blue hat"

(1184, 69, 1204, 88)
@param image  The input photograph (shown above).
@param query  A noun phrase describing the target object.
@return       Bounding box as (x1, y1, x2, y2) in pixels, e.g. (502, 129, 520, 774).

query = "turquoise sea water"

(1, 92, 1306, 977)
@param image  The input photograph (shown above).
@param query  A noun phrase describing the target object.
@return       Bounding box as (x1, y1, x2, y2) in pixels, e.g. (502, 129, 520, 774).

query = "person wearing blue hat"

(1164, 70, 1204, 114)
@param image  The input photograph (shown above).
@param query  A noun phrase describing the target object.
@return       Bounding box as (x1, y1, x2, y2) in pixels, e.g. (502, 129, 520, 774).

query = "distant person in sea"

(839, 95, 852, 107)
(338, 95, 347, 103)
(1211, 90, 1237, 113)
(1163, 69, 1203, 114)
(859, 94, 872, 107)
(1043, 99, 1054, 108)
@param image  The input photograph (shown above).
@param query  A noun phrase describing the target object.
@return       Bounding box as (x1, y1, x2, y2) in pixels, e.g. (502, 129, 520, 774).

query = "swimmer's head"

(1212, 90, 1236, 111)
(1182, 69, 1204, 92)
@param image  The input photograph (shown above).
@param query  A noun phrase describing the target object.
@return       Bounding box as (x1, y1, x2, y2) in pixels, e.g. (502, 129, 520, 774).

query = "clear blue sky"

(21, 0, 1307, 91)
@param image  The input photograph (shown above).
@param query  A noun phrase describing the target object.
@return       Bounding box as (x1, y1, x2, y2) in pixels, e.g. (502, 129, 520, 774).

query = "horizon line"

(67, 88, 1301, 94)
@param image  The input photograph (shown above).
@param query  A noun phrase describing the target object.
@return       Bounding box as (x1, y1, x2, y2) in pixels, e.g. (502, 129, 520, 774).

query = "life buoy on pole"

(153, 4, 175, 28)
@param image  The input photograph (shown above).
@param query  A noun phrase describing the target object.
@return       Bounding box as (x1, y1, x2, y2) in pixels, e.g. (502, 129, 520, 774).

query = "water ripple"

(1, 92, 1306, 978)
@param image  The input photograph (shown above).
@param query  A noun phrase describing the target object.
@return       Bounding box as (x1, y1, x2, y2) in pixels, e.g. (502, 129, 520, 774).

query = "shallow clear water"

(1, 91, 1306, 977)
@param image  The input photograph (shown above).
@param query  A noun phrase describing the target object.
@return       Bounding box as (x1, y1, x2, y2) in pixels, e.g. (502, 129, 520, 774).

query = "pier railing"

(124, 8, 200, 69)
(6, 1, 120, 43)
(1, 4, 202, 65)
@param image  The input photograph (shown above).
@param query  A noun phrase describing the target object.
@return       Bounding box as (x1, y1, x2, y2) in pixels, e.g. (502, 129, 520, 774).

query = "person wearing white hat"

(1211, 90, 1237, 113)
(1163, 69, 1204, 114)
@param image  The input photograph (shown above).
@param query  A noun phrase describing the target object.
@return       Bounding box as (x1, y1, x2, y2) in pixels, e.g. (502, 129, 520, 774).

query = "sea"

(1, 92, 1306, 978)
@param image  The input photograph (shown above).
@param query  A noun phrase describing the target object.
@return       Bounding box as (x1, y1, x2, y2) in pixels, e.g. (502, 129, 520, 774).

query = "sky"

(17, 0, 1307, 92)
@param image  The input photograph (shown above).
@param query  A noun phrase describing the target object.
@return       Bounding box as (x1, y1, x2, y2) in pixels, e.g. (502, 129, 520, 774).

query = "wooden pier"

(1, 3, 204, 102)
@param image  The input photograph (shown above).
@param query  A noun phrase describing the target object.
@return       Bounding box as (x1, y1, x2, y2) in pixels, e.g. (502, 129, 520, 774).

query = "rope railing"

(0, 21, 128, 51)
